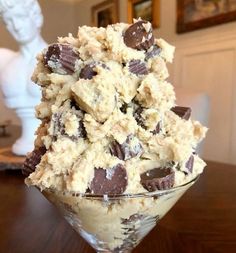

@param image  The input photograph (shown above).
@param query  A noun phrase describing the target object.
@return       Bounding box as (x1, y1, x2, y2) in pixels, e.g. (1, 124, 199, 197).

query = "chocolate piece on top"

(141, 167, 175, 191)
(124, 20, 154, 50)
(128, 60, 148, 76)
(171, 106, 191, 120)
(110, 134, 143, 161)
(44, 43, 80, 74)
(22, 146, 47, 177)
(145, 45, 162, 61)
(90, 164, 127, 194)
(185, 155, 194, 173)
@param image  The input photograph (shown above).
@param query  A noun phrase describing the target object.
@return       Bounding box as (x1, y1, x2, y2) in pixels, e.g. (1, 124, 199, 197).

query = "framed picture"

(127, 0, 160, 28)
(91, 0, 119, 27)
(177, 0, 236, 33)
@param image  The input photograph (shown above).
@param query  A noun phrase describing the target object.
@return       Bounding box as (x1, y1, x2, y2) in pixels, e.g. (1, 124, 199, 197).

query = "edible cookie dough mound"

(24, 19, 207, 194)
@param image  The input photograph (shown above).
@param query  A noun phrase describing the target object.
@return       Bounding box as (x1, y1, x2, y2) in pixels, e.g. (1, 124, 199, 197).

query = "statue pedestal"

(12, 107, 39, 156)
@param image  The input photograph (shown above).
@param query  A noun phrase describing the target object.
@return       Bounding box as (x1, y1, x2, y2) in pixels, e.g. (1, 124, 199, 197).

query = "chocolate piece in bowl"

(44, 43, 80, 74)
(128, 59, 148, 76)
(141, 167, 175, 191)
(89, 164, 127, 194)
(109, 134, 143, 161)
(171, 106, 191, 120)
(22, 146, 47, 177)
(123, 20, 154, 50)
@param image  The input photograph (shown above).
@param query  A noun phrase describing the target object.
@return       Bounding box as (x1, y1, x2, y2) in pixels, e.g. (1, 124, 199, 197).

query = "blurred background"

(1, 0, 236, 165)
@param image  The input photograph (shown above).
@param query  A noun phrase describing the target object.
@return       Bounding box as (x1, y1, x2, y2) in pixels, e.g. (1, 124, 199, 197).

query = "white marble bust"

(0, 0, 47, 155)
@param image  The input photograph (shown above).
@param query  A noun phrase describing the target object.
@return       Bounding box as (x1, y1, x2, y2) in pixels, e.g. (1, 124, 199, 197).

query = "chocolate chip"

(151, 122, 161, 135)
(120, 103, 128, 114)
(145, 45, 162, 61)
(171, 106, 191, 120)
(124, 20, 154, 50)
(22, 146, 47, 177)
(185, 155, 194, 173)
(141, 167, 175, 191)
(89, 164, 127, 195)
(79, 64, 97, 80)
(133, 101, 146, 129)
(44, 43, 80, 74)
(79, 62, 108, 80)
(110, 134, 143, 161)
(128, 60, 148, 76)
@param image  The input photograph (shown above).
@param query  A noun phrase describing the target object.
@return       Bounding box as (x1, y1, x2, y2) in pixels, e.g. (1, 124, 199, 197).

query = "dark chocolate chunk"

(128, 60, 148, 76)
(52, 109, 86, 140)
(124, 20, 154, 50)
(22, 146, 47, 177)
(151, 122, 161, 135)
(79, 62, 108, 80)
(141, 167, 175, 191)
(145, 45, 162, 61)
(79, 64, 97, 80)
(110, 134, 143, 161)
(120, 103, 128, 114)
(133, 101, 146, 129)
(89, 164, 127, 195)
(44, 43, 80, 74)
(185, 155, 194, 173)
(171, 106, 191, 120)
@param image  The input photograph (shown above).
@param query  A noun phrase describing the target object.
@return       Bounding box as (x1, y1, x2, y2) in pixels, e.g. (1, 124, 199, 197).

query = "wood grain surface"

(0, 161, 236, 253)
(0, 125, 25, 170)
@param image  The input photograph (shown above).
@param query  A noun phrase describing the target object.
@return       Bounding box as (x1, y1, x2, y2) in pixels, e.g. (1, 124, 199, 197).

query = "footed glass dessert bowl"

(42, 176, 199, 253)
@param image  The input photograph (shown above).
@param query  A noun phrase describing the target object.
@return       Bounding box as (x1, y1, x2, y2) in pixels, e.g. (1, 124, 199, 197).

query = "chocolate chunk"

(90, 164, 127, 195)
(124, 20, 154, 50)
(171, 106, 191, 120)
(52, 109, 86, 140)
(151, 122, 161, 135)
(128, 60, 148, 75)
(120, 103, 128, 114)
(22, 146, 47, 177)
(44, 43, 80, 74)
(110, 135, 143, 161)
(79, 64, 97, 80)
(145, 45, 162, 61)
(79, 62, 108, 80)
(133, 101, 146, 129)
(185, 155, 194, 173)
(141, 167, 175, 191)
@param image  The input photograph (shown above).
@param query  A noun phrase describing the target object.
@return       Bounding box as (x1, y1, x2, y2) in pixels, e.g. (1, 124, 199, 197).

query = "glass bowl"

(42, 175, 199, 253)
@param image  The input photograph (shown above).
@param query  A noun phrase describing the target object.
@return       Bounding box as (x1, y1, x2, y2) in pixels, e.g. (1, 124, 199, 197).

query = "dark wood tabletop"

(0, 160, 236, 253)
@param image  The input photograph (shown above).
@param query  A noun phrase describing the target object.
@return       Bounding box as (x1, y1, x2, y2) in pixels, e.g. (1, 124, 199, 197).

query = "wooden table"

(0, 161, 236, 253)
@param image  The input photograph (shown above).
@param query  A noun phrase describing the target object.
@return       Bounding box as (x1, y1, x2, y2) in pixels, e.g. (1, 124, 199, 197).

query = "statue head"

(0, 0, 43, 44)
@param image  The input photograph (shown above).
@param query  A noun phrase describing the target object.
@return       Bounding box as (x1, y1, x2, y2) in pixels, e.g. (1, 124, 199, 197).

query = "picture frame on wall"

(91, 0, 119, 27)
(127, 0, 160, 28)
(177, 0, 236, 33)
